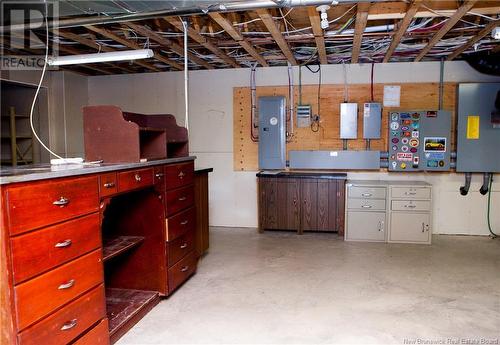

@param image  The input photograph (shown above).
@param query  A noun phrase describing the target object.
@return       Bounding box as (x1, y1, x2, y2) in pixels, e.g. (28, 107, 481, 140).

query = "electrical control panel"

(363, 103, 382, 139)
(340, 103, 358, 139)
(258, 96, 286, 169)
(388, 110, 451, 172)
(296, 104, 312, 128)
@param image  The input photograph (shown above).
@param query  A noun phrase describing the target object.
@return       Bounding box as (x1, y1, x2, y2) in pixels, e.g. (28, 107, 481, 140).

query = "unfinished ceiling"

(2, 0, 500, 75)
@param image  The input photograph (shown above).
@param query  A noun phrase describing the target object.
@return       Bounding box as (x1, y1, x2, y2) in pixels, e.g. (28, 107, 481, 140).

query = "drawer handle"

(178, 196, 187, 201)
(58, 279, 75, 290)
(53, 197, 69, 207)
(180, 220, 189, 226)
(55, 239, 72, 248)
(134, 174, 142, 182)
(405, 204, 417, 208)
(361, 205, 372, 208)
(180, 243, 188, 249)
(180, 266, 189, 272)
(361, 193, 372, 197)
(405, 192, 417, 195)
(60, 319, 77, 331)
(178, 171, 185, 179)
(155, 173, 164, 178)
(422, 222, 425, 233)
(104, 182, 115, 188)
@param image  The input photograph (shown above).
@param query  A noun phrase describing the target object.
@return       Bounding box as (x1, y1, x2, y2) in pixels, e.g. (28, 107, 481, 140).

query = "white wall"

(88, 61, 500, 235)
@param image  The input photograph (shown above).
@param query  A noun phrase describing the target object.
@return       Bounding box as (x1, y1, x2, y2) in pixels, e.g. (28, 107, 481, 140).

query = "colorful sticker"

(397, 152, 413, 161)
(426, 111, 437, 117)
(391, 113, 399, 121)
(412, 131, 419, 138)
(402, 138, 409, 145)
(390, 122, 399, 130)
(409, 138, 419, 147)
(425, 152, 445, 160)
(401, 145, 409, 152)
(424, 137, 446, 152)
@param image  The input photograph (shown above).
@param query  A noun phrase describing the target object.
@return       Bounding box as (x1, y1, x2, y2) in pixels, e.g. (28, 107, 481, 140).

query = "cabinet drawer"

(167, 230, 195, 267)
(165, 207, 195, 242)
(117, 168, 154, 193)
(347, 198, 386, 211)
(168, 251, 197, 294)
(15, 249, 103, 330)
(348, 186, 386, 199)
(165, 185, 194, 216)
(391, 200, 430, 211)
(7, 176, 99, 236)
(18, 285, 106, 345)
(73, 318, 110, 345)
(99, 173, 117, 197)
(391, 187, 430, 199)
(11, 213, 101, 284)
(164, 162, 194, 191)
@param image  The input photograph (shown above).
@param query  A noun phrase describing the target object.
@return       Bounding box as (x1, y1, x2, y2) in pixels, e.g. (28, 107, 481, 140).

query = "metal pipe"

(2, 0, 385, 31)
(380, 160, 389, 168)
(439, 58, 444, 110)
(460, 172, 472, 196)
(287, 63, 294, 140)
(182, 20, 189, 132)
(480, 172, 492, 195)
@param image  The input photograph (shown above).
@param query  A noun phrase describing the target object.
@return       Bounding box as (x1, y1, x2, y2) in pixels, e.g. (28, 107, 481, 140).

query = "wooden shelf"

(106, 288, 160, 344)
(102, 236, 144, 262)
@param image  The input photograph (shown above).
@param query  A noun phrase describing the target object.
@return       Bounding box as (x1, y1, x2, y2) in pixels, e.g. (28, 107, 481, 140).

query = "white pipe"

(287, 63, 294, 139)
(182, 20, 189, 133)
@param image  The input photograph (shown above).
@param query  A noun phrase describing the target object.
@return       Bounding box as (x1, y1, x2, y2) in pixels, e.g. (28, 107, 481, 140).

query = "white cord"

(181, 18, 189, 133)
(30, 0, 64, 160)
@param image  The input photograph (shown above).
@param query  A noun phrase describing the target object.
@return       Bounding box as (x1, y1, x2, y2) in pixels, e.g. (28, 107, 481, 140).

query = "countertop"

(256, 170, 347, 180)
(0, 156, 196, 185)
(194, 167, 214, 174)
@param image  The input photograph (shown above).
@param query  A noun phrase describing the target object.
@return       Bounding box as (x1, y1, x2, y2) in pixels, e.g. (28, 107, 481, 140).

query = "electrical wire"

(487, 176, 498, 238)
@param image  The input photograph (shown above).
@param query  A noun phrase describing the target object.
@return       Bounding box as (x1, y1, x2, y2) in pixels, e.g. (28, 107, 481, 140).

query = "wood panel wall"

(233, 82, 457, 171)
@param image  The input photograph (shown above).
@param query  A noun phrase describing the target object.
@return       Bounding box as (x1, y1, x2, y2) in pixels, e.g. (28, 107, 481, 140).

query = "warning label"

(397, 153, 413, 161)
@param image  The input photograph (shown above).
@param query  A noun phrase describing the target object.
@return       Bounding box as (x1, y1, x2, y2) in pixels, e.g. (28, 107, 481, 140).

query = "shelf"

(102, 236, 144, 262)
(106, 288, 160, 343)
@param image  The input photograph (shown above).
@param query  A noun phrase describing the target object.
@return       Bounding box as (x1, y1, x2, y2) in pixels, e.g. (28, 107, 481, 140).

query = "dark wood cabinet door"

(317, 180, 330, 231)
(335, 180, 346, 236)
(277, 179, 299, 230)
(259, 178, 278, 230)
(300, 180, 318, 232)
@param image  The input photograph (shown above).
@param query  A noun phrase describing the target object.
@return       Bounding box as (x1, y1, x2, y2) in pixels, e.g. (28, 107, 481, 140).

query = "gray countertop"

(0, 156, 196, 185)
(256, 170, 347, 180)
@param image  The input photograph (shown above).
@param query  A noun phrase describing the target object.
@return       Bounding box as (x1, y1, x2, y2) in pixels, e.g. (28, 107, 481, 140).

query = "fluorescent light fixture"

(47, 48, 154, 66)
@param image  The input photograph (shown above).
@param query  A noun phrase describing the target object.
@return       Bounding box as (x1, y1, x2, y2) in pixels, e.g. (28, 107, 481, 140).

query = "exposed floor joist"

(86, 25, 177, 71)
(446, 19, 500, 61)
(125, 22, 213, 70)
(351, 3, 370, 64)
(307, 7, 327, 65)
(208, 12, 268, 67)
(256, 9, 297, 65)
(414, 0, 479, 62)
(383, 0, 423, 63)
(163, 17, 241, 68)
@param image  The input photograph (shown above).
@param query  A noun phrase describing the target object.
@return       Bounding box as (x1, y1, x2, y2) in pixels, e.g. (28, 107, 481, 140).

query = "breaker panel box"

(388, 110, 451, 172)
(456, 83, 500, 172)
(258, 96, 286, 170)
(340, 103, 358, 139)
(363, 103, 382, 139)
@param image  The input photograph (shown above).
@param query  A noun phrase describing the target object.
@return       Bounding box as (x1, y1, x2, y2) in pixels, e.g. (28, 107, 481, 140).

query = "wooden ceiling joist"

(414, 0, 479, 62)
(164, 17, 241, 68)
(86, 25, 177, 71)
(446, 19, 500, 61)
(209, 12, 268, 67)
(255, 9, 297, 65)
(351, 3, 370, 64)
(383, 0, 422, 63)
(307, 7, 327, 65)
(125, 22, 213, 69)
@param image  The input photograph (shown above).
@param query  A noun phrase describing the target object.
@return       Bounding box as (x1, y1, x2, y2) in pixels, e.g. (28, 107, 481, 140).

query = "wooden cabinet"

(194, 168, 212, 257)
(257, 173, 346, 235)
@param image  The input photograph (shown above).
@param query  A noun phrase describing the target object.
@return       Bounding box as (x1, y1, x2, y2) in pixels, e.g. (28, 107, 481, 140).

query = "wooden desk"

(0, 158, 205, 345)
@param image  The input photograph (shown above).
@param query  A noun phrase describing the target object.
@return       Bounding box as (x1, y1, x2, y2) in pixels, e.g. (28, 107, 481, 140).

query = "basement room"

(1, 0, 499, 344)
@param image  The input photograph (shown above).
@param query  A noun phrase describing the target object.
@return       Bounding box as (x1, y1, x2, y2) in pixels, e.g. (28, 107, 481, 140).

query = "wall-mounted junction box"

(296, 104, 311, 128)
(363, 103, 382, 139)
(340, 103, 358, 139)
(258, 96, 286, 170)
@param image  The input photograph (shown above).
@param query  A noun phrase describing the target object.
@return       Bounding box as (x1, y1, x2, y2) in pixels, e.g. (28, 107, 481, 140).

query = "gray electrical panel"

(296, 104, 311, 128)
(258, 96, 286, 170)
(340, 103, 358, 139)
(363, 103, 382, 139)
(388, 110, 451, 172)
(289, 150, 381, 170)
(456, 83, 500, 172)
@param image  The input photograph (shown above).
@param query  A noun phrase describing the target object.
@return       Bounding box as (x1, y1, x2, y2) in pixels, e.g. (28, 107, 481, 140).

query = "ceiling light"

(492, 27, 500, 40)
(47, 49, 154, 66)
(316, 5, 331, 30)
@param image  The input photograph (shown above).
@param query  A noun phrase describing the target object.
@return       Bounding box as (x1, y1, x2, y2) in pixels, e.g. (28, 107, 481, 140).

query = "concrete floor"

(117, 227, 500, 345)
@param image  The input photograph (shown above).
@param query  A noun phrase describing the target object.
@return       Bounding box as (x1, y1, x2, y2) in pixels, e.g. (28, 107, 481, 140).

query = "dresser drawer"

(15, 249, 103, 330)
(18, 285, 106, 345)
(167, 230, 195, 267)
(164, 162, 194, 191)
(117, 168, 154, 193)
(99, 173, 117, 197)
(348, 186, 386, 199)
(168, 251, 197, 294)
(391, 200, 431, 212)
(347, 198, 386, 211)
(165, 185, 194, 216)
(11, 213, 101, 284)
(73, 318, 110, 345)
(165, 207, 195, 242)
(7, 176, 99, 236)
(391, 187, 430, 199)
